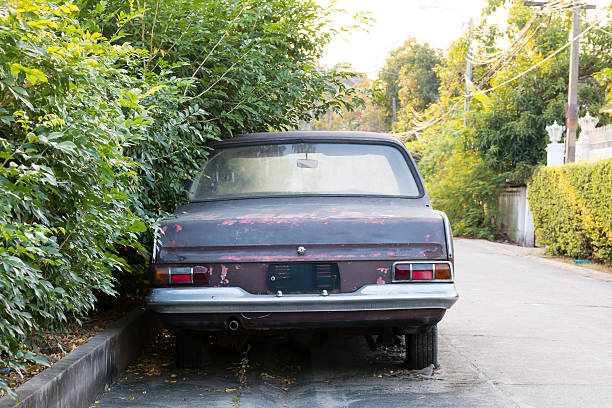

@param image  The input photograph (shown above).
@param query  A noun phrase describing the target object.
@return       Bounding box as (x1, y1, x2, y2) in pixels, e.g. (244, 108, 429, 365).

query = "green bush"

(0, 0, 364, 397)
(410, 120, 505, 239)
(528, 160, 612, 264)
(0, 2, 162, 397)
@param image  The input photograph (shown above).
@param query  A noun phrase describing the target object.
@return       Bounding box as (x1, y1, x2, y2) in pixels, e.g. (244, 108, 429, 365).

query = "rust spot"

(175, 224, 182, 232)
(376, 277, 386, 285)
(425, 234, 431, 242)
(367, 219, 386, 224)
(220, 264, 229, 285)
(220, 220, 237, 226)
(161, 225, 168, 233)
(377, 267, 389, 275)
(170, 239, 176, 246)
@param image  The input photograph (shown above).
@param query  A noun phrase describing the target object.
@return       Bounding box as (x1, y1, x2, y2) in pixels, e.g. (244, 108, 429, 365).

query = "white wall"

(495, 186, 535, 247)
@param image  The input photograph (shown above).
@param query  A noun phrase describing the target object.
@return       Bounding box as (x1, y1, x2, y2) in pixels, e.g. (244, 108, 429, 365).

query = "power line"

(401, 17, 602, 137)
(466, 18, 600, 99)
(399, 4, 604, 137)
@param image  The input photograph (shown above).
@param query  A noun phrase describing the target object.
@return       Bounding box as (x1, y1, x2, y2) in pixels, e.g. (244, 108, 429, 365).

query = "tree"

(400, 0, 611, 238)
(0, 0, 366, 397)
(467, 3, 611, 181)
(307, 74, 384, 132)
(379, 38, 441, 129)
(81, 0, 364, 137)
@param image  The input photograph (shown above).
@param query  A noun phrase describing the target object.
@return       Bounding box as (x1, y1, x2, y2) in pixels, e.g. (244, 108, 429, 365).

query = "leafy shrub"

(528, 160, 612, 264)
(82, 0, 363, 137)
(0, 0, 364, 397)
(410, 121, 505, 239)
(0, 1, 163, 397)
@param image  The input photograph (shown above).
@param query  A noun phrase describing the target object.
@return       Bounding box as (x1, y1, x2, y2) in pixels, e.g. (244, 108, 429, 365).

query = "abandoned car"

(146, 131, 458, 369)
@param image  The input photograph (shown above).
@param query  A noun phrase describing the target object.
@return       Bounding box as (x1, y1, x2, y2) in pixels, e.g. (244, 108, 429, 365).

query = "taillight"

(434, 263, 452, 280)
(152, 266, 209, 286)
(394, 264, 411, 280)
(192, 266, 210, 284)
(169, 266, 192, 284)
(392, 262, 452, 282)
(412, 264, 433, 280)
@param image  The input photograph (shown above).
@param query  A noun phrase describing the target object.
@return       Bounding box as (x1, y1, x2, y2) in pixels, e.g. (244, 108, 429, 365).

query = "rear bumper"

(146, 283, 458, 330)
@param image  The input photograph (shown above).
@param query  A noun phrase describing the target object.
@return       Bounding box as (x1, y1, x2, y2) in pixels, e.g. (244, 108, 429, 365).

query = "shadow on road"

(94, 330, 438, 407)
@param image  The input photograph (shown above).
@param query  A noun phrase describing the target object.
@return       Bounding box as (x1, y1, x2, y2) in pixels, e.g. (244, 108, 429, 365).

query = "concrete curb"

(0, 308, 162, 408)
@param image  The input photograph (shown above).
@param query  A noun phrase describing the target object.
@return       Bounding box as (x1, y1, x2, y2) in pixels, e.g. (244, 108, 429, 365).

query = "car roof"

(211, 131, 401, 147)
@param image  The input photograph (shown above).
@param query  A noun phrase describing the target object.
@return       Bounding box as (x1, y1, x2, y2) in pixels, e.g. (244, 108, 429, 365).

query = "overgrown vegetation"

(0, 0, 363, 396)
(383, 1, 611, 239)
(528, 160, 612, 264)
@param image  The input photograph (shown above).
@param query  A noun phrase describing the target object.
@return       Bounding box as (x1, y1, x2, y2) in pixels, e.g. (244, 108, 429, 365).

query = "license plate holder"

(267, 263, 340, 294)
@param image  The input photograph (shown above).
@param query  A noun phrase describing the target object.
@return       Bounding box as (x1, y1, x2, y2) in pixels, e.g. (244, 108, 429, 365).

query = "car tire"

(175, 331, 202, 369)
(404, 325, 438, 369)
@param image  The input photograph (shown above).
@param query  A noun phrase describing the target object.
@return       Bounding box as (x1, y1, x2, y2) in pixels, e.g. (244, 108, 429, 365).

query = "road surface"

(94, 239, 612, 407)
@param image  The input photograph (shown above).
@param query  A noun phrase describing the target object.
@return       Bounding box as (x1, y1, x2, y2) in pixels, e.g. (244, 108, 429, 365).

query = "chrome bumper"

(146, 284, 459, 314)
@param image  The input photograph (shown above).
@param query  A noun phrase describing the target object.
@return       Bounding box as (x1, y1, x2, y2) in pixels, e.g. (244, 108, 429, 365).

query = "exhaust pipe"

(228, 318, 240, 331)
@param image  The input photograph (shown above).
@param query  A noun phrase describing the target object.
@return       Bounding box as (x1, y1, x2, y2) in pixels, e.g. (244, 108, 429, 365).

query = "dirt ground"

(1, 307, 132, 390)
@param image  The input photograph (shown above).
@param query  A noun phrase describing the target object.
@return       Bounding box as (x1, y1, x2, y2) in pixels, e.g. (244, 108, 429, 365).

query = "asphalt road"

(94, 239, 612, 407)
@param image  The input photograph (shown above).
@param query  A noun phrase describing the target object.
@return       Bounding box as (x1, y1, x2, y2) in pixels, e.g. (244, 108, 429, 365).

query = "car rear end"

(145, 132, 458, 368)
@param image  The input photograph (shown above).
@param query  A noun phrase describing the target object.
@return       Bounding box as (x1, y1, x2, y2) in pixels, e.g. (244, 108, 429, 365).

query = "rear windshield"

(189, 142, 421, 200)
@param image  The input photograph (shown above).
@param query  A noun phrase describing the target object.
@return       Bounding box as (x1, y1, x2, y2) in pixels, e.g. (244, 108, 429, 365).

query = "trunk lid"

(157, 197, 448, 263)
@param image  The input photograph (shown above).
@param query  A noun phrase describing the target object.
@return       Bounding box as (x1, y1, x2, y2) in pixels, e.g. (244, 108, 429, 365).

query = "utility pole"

(392, 97, 397, 131)
(565, 5, 580, 163)
(464, 18, 473, 127)
(523, 1, 595, 163)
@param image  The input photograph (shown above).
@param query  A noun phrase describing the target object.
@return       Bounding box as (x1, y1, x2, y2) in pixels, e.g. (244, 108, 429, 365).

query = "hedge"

(528, 159, 612, 264)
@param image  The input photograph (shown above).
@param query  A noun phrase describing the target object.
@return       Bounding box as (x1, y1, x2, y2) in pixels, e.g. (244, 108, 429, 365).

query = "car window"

(189, 143, 420, 200)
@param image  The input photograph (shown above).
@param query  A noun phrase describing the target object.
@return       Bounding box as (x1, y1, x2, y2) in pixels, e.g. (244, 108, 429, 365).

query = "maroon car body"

(146, 131, 458, 368)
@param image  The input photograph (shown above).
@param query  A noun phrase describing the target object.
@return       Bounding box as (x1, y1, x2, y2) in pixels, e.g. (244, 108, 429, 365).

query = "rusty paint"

(376, 276, 386, 285)
(220, 264, 229, 285)
(377, 267, 389, 275)
(175, 224, 182, 232)
(367, 219, 386, 224)
(161, 225, 168, 233)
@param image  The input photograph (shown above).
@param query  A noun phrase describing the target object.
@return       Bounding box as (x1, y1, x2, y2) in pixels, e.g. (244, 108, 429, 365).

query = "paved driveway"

(95, 239, 612, 407)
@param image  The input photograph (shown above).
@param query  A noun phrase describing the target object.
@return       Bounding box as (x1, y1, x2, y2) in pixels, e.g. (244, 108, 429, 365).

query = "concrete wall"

(495, 186, 535, 247)
(581, 124, 612, 162)
(0, 309, 162, 408)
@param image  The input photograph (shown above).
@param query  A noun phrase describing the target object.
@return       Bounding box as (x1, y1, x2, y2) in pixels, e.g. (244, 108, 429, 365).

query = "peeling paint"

(376, 276, 386, 285)
(377, 267, 389, 275)
(175, 224, 182, 232)
(367, 219, 386, 224)
(220, 264, 229, 285)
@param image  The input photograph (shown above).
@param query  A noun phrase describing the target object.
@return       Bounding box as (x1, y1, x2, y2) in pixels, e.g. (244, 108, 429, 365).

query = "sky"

(317, 0, 611, 77)
(318, 0, 488, 76)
